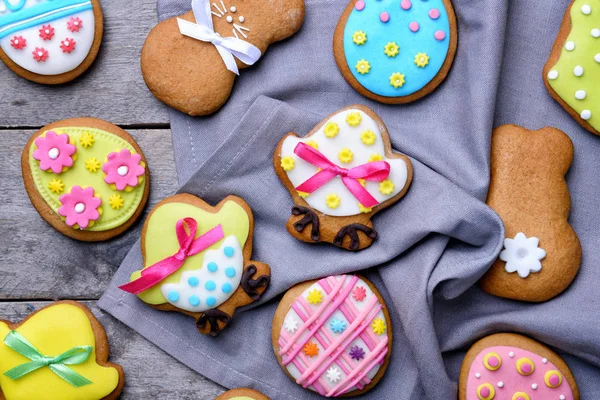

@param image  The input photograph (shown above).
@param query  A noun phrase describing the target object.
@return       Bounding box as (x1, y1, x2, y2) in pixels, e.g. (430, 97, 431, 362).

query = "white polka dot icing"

(565, 41, 576, 51)
(279, 109, 410, 217)
(581, 4, 592, 14)
(573, 65, 584, 76)
(548, 70, 559, 80)
(575, 90, 587, 99)
(160, 236, 243, 312)
(0, 1, 96, 76)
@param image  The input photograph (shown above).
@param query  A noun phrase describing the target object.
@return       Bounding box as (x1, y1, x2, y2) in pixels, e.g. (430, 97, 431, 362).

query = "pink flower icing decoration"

(102, 149, 145, 191)
(33, 131, 77, 174)
(67, 17, 83, 32)
(58, 186, 102, 229)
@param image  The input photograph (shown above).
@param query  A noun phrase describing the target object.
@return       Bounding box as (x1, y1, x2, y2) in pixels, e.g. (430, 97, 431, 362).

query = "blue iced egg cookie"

(334, 0, 457, 103)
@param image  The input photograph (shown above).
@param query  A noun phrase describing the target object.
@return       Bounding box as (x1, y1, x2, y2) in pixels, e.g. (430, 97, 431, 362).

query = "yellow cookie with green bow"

(119, 194, 271, 336)
(0, 301, 124, 400)
(21, 117, 150, 241)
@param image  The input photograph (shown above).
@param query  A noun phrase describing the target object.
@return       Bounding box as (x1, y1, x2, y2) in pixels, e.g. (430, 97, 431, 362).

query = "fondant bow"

(119, 218, 225, 295)
(3, 330, 93, 387)
(294, 142, 391, 208)
(177, 0, 262, 75)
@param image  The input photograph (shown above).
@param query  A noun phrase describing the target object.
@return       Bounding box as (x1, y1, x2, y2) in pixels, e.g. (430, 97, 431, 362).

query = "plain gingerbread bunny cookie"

(141, 0, 305, 116)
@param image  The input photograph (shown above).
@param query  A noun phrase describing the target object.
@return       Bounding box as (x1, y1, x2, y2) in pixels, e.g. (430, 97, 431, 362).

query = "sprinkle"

(509, 352, 515, 358)
(565, 41, 575, 51)
(547, 70, 558, 80)
(475, 373, 481, 379)
(542, 358, 548, 363)
(409, 21, 420, 32)
(429, 8, 440, 19)
(581, 110, 592, 120)
(573, 65, 584, 76)
(497, 382, 504, 388)
(591, 28, 600, 38)
(532, 383, 538, 390)
(575, 90, 587, 100)
(581, 4, 592, 14)
(434, 30, 446, 41)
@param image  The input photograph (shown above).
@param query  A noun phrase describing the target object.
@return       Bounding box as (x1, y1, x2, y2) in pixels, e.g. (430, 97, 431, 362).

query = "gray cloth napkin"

(99, 0, 600, 398)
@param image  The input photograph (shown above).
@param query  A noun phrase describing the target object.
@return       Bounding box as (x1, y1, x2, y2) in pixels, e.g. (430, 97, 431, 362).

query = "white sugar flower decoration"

(326, 367, 342, 383)
(284, 316, 299, 333)
(499, 232, 546, 278)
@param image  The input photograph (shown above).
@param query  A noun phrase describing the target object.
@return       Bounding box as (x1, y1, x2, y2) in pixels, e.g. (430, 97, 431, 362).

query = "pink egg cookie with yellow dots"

(459, 334, 580, 400)
(272, 274, 392, 397)
(21, 118, 150, 241)
(334, 0, 458, 103)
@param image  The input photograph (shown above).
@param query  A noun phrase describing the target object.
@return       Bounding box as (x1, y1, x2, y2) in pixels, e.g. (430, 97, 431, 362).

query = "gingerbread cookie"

(0, 0, 103, 84)
(119, 194, 271, 336)
(274, 105, 413, 251)
(459, 333, 579, 400)
(333, 0, 457, 103)
(141, 0, 305, 116)
(272, 274, 392, 397)
(544, 0, 600, 136)
(0, 301, 124, 400)
(216, 388, 269, 400)
(21, 118, 150, 242)
(480, 125, 581, 302)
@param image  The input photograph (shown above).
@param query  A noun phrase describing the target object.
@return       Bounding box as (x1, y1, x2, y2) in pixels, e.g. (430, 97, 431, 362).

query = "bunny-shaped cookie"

(141, 0, 305, 116)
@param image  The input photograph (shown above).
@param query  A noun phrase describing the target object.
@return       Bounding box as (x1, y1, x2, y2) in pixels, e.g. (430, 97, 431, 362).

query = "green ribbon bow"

(3, 330, 93, 387)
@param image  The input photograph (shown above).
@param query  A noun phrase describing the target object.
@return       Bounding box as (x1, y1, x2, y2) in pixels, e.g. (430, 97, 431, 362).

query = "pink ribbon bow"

(119, 218, 225, 295)
(293, 142, 391, 208)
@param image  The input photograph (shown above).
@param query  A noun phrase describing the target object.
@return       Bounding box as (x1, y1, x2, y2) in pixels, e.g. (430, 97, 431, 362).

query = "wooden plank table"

(0, 0, 225, 397)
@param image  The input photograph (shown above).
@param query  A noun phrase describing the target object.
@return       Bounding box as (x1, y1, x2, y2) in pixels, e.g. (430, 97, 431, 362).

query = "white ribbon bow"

(177, 0, 262, 75)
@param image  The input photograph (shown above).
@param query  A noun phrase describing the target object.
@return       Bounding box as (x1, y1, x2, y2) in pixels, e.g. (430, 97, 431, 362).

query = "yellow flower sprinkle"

(369, 153, 383, 162)
(48, 178, 64, 194)
(324, 122, 340, 138)
(352, 30, 367, 45)
(297, 191, 310, 198)
(281, 156, 295, 171)
(80, 132, 95, 148)
(359, 203, 373, 213)
(414, 52, 429, 68)
(355, 59, 371, 75)
(379, 179, 395, 195)
(307, 140, 319, 150)
(326, 193, 341, 209)
(384, 42, 399, 57)
(85, 157, 101, 173)
(338, 148, 354, 164)
(307, 289, 324, 305)
(109, 194, 125, 210)
(372, 318, 386, 335)
(390, 72, 405, 88)
(360, 130, 376, 145)
(346, 112, 362, 127)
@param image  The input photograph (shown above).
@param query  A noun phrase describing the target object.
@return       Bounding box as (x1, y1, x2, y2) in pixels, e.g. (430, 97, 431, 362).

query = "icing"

(0, 303, 120, 400)
(547, 0, 600, 132)
(499, 233, 546, 278)
(280, 109, 409, 217)
(58, 185, 102, 229)
(28, 127, 147, 232)
(342, 0, 451, 97)
(466, 346, 575, 400)
(160, 236, 244, 312)
(278, 275, 389, 397)
(0, 0, 96, 76)
(129, 201, 250, 305)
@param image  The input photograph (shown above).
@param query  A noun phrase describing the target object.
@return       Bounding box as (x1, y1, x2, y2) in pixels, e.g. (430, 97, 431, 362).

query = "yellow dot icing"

(346, 111, 363, 127)
(544, 370, 563, 388)
(355, 59, 371, 75)
(281, 156, 295, 171)
(369, 153, 383, 162)
(390, 72, 406, 88)
(477, 383, 495, 400)
(516, 357, 534, 376)
(483, 352, 502, 371)
(324, 122, 340, 138)
(360, 130, 376, 145)
(379, 179, 395, 195)
(326, 193, 341, 209)
(0, 304, 120, 400)
(352, 30, 367, 45)
(512, 393, 530, 400)
(384, 42, 399, 57)
(306, 140, 319, 150)
(338, 148, 354, 164)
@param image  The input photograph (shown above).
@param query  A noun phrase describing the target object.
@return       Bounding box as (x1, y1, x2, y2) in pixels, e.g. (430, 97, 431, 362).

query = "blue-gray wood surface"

(0, 0, 225, 398)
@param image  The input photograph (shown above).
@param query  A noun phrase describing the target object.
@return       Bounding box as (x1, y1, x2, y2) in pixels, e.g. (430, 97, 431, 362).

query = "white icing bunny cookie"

(274, 105, 413, 251)
(0, 0, 103, 84)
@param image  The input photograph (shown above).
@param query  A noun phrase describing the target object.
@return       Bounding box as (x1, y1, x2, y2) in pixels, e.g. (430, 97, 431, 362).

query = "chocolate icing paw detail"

(196, 309, 231, 337)
(292, 206, 320, 241)
(241, 265, 270, 301)
(334, 223, 378, 251)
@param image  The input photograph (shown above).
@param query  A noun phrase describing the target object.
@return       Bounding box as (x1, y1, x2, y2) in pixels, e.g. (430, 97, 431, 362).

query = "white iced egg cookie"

(0, 0, 103, 84)
(274, 105, 413, 251)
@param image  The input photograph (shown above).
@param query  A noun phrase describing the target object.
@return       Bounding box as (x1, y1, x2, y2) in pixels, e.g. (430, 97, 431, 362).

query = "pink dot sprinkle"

(434, 30, 446, 40)
(488, 357, 499, 367)
(401, 0, 412, 10)
(550, 375, 560, 385)
(480, 387, 490, 397)
(355, 0, 365, 11)
(409, 21, 420, 32)
(517, 397, 525, 400)
(429, 8, 440, 19)
(380, 11, 390, 22)
(521, 363, 531, 373)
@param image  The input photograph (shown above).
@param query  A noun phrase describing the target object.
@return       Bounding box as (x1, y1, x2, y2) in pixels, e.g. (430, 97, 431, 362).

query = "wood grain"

(0, 301, 225, 399)
(0, 129, 176, 299)
(0, 0, 169, 127)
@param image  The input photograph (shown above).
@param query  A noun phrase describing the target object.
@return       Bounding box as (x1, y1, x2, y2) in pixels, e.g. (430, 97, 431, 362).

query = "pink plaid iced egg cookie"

(273, 274, 392, 397)
(459, 333, 580, 400)
(0, 0, 103, 84)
